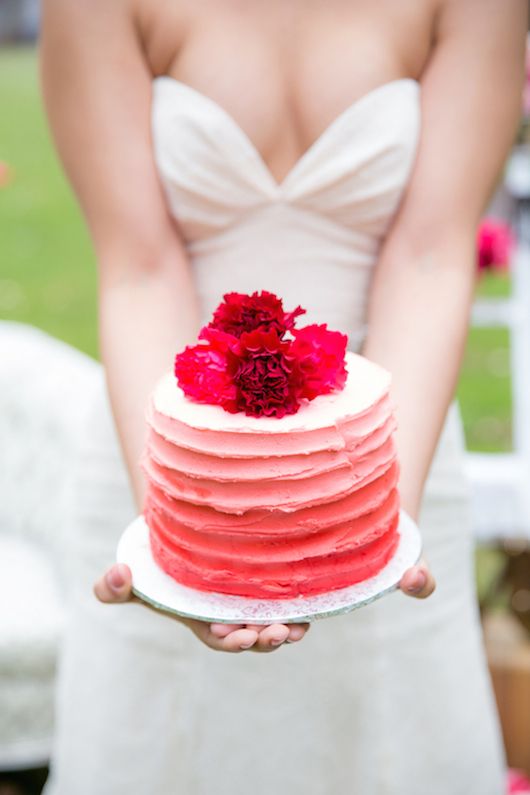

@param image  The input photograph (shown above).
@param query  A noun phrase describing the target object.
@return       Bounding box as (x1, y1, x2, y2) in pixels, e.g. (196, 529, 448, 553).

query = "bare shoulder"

(437, 0, 527, 30)
(40, 0, 186, 263)
(381, 0, 527, 253)
(40, 0, 186, 77)
(41, 0, 134, 38)
(40, 0, 142, 95)
(426, 0, 528, 149)
(433, 0, 527, 78)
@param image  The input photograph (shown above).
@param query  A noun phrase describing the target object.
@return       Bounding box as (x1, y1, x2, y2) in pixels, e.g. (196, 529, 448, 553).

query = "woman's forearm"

(362, 233, 477, 521)
(98, 251, 201, 512)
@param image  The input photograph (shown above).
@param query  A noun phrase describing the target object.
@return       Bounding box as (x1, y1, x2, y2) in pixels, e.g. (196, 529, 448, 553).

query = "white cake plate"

(116, 511, 422, 624)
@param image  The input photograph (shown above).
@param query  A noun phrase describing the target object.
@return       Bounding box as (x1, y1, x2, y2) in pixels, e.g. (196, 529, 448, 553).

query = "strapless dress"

(44, 78, 505, 795)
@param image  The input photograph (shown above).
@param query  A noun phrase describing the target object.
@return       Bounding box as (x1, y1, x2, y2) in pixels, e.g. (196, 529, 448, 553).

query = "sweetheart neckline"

(152, 75, 420, 191)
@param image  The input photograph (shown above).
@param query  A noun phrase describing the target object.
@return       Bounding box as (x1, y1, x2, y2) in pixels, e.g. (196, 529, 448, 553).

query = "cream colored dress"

(44, 78, 505, 795)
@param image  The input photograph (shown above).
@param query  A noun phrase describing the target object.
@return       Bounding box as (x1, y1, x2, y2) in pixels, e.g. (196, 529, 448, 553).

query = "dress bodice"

(151, 77, 421, 348)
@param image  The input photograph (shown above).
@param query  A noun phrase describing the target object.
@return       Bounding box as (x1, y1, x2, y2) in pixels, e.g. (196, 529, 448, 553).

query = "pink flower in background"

(507, 768, 530, 794)
(477, 218, 515, 274)
(0, 161, 13, 188)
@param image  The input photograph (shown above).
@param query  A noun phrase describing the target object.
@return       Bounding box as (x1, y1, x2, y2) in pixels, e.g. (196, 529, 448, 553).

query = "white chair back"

(466, 148, 530, 541)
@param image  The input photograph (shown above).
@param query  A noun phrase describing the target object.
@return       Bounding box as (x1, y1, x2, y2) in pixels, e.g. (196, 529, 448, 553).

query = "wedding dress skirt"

(44, 78, 505, 794)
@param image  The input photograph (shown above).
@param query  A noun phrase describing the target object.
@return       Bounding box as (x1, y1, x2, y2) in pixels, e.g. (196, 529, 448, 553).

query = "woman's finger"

(213, 622, 310, 652)
(286, 622, 311, 643)
(244, 624, 267, 633)
(93, 563, 134, 603)
(253, 623, 290, 652)
(202, 623, 286, 653)
(205, 625, 260, 652)
(399, 559, 436, 599)
(209, 623, 247, 638)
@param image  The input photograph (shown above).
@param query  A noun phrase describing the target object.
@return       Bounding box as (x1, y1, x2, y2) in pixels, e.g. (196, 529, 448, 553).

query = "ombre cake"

(141, 349, 400, 599)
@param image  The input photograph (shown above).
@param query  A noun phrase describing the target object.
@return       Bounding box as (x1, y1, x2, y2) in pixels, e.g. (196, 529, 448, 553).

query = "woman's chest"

(140, 0, 434, 184)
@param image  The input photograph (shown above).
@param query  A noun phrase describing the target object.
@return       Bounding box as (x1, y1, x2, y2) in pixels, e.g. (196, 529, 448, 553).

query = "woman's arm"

(40, 0, 310, 652)
(364, 0, 527, 522)
(40, 0, 200, 509)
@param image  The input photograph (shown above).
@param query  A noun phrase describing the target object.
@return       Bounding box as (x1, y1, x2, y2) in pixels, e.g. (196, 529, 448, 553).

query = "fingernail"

(409, 571, 426, 593)
(239, 641, 255, 649)
(270, 637, 284, 646)
(107, 565, 125, 590)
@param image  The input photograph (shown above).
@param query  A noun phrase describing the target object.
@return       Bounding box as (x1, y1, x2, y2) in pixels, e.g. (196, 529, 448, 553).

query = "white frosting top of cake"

(152, 351, 391, 433)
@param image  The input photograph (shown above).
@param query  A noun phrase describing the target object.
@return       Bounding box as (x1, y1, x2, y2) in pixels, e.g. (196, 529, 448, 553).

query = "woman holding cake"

(40, 1, 526, 793)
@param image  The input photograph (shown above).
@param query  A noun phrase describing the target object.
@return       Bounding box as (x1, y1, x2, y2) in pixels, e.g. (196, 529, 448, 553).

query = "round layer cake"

(141, 350, 400, 598)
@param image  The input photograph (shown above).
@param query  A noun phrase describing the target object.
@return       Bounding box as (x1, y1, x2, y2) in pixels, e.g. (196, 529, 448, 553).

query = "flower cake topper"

(174, 291, 348, 418)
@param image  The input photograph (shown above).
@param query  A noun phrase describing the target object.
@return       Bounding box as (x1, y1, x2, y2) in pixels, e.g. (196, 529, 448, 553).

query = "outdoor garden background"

(1, 32, 529, 795)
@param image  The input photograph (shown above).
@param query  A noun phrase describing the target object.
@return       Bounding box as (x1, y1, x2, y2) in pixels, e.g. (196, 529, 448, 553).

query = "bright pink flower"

(174, 329, 238, 412)
(290, 324, 348, 400)
(229, 328, 302, 417)
(207, 290, 305, 339)
(477, 218, 514, 273)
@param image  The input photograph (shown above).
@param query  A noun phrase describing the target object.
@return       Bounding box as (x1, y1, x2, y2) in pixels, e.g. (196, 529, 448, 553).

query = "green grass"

(475, 270, 511, 299)
(0, 46, 98, 357)
(459, 271, 513, 452)
(0, 46, 514, 454)
(458, 326, 512, 452)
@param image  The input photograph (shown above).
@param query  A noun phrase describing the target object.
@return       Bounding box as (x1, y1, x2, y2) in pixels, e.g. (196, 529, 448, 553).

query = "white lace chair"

(0, 321, 99, 770)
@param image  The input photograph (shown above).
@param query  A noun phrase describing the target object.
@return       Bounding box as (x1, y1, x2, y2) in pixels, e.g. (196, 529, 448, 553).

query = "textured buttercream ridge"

(143, 459, 400, 535)
(146, 489, 399, 564)
(142, 448, 397, 514)
(144, 412, 397, 482)
(146, 391, 394, 459)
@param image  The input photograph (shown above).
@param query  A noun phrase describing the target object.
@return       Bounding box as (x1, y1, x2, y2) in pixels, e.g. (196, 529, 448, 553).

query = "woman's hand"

(399, 558, 435, 599)
(94, 564, 310, 653)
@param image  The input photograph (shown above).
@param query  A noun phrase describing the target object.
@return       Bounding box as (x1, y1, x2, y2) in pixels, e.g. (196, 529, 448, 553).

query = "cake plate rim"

(116, 511, 422, 624)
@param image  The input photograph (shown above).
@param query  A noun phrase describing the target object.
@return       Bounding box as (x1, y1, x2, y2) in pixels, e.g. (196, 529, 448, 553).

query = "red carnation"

(173, 294, 349, 418)
(290, 324, 348, 400)
(228, 328, 302, 418)
(174, 329, 238, 412)
(207, 290, 305, 339)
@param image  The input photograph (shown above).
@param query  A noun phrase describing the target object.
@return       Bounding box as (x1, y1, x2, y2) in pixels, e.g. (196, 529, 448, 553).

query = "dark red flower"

(228, 328, 302, 417)
(174, 329, 238, 411)
(207, 290, 305, 339)
(290, 324, 348, 400)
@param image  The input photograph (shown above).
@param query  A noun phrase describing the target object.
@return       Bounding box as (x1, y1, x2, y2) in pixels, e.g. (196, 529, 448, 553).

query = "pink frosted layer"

(146, 392, 394, 457)
(141, 351, 400, 598)
(144, 461, 399, 538)
(149, 514, 400, 597)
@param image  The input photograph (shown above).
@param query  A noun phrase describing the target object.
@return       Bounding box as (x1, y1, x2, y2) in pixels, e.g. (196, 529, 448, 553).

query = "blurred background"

(1, 5, 530, 794)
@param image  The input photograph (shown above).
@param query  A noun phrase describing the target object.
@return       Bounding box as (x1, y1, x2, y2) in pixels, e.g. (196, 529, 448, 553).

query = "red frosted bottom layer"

(149, 516, 400, 599)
